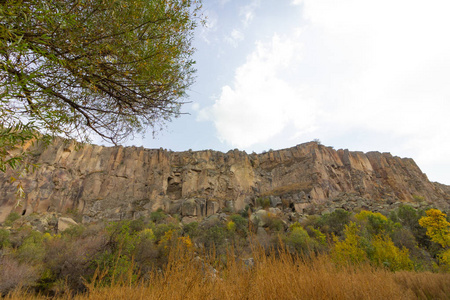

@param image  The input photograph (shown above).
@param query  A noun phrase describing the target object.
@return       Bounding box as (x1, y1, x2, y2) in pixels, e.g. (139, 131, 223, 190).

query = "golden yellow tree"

(419, 209, 450, 269)
(419, 209, 450, 248)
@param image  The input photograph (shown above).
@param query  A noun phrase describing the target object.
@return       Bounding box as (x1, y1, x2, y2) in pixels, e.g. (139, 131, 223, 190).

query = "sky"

(123, 0, 450, 185)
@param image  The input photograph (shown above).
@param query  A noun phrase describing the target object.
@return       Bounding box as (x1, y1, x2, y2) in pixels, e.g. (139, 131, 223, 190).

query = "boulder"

(57, 217, 78, 232)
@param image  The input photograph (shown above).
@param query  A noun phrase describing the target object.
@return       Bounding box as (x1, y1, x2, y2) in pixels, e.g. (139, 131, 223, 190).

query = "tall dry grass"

(5, 244, 450, 300)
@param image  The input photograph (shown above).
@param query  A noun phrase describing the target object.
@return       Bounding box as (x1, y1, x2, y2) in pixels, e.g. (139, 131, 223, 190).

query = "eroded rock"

(0, 139, 449, 222)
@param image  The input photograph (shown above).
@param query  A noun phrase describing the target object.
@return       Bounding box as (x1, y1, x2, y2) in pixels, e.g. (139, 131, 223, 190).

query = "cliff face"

(0, 139, 449, 222)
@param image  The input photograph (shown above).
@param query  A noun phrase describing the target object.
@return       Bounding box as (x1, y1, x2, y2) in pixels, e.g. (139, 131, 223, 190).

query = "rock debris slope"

(0, 139, 449, 222)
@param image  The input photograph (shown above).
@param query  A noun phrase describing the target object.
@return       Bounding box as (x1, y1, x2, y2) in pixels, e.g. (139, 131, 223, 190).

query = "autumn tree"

(0, 0, 202, 170)
(419, 209, 450, 269)
(419, 209, 450, 248)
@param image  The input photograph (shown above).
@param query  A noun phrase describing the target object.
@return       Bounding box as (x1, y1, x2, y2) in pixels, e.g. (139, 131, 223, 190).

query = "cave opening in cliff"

(167, 176, 182, 199)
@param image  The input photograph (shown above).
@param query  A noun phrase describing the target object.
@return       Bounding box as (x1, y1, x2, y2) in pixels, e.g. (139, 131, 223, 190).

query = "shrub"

(390, 205, 429, 248)
(16, 231, 46, 264)
(61, 224, 86, 238)
(332, 222, 367, 265)
(240, 205, 250, 218)
(355, 210, 394, 236)
(369, 234, 414, 271)
(202, 225, 228, 251)
(439, 249, 450, 270)
(318, 209, 352, 237)
(4, 212, 20, 226)
(153, 223, 179, 242)
(0, 228, 10, 249)
(183, 222, 199, 238)
(262, 213, 284, 232)
(226, 220, 236, 232)
(230, 214, 249, 237)
(44, 234, 106, 292)
(256, 197, 271, 209)
(150, 209, 167, 224)
(0, 256, 37, 295)
(285, 223, 321, 255)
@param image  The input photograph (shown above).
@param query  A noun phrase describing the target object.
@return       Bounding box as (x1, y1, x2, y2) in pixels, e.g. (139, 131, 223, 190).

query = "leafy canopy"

(0, 0, 202, 169)
(419, 209, 450, 248)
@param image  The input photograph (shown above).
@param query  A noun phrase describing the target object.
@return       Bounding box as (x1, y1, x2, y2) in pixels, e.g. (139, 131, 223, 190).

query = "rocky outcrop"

(0, 139, 449, 222)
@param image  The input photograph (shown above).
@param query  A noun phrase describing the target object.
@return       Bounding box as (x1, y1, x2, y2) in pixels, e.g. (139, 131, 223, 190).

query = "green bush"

(153, 223, 179, 242)
(230, 214, 249, 237)
(285, 223, 317, 254)
(16, 231, 46, 264)
(240, 205, 250, 218)
(0, 228, 10, 249)
(318, 209, 352, 237)
(256, 197, 271, 209)
(355, 210, 395, 236)
(389, 205, 429, 248)
(204, 225, 227, 250)
(263, 213, 284, 232)
(183, 222, 199, 238)
(4, 212, 20, 226)
(150, 209, 167, 224)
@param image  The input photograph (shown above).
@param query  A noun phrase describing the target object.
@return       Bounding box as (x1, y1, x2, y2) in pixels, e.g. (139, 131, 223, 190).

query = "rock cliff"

(0, 139, 449, 222)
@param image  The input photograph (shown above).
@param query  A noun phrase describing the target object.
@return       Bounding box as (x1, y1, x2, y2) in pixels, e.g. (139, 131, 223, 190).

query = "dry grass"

(261, 182, 313, 197)
(5, 245, 450, 300)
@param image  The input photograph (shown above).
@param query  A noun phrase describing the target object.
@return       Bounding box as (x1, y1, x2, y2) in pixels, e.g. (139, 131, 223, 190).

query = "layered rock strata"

(0, 139, 449, 222)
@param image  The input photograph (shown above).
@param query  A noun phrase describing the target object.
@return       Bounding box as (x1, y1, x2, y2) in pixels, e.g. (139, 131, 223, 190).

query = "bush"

(16, 231, 46, 264)
(369, 234, 414, 271)
(230, 214, 249, 237)
(201, 225, 228, 251)
(285, 223, 322, 255)
(43, 233, 106, 292)
(318, 209, 352, 237)
(390, 205, 429, 247)
(153, 223, 179, 242)
(183, 222, 199, 238)
(355, 210, 395, 236)
(150, 209, 167, 224)
(4, 212, 20, 226)
(0, 228, 10, 249)
(0, 256, 37, 295)
(332, 222, 367, 265)
(263, 213, 284, 232)
(256, 197, 271, 209)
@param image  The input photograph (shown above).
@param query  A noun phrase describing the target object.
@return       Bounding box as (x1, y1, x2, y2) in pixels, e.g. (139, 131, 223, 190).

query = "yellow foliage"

(419, 209, 450, 248)
(306, 226, 327, 245)
(159, 229, 174, 249)
(139, 228, 155, 241)
(355, 210, 387, 222)
(332, 222, 367, 265)
(177, 236, 193, 249)
(439, 249, 450, 270)
(226, 221, 236, 232)
(370, 235, 414, 271)
(42, 232, 61, 242)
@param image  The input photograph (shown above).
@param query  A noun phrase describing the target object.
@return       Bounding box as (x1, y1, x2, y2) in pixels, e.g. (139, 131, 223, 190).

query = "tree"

(419, 209, 450, 248)
(0, 0, 202, 169)
(419, 209, 450, 269)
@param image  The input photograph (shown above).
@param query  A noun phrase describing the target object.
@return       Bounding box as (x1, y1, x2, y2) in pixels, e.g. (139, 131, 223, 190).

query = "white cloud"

(198, 0, 450, 183)
(224, 29, 245, 48)
(239, 0, 260, 27)
(296, 0, 450, 182)
(201, 33, 317, 148)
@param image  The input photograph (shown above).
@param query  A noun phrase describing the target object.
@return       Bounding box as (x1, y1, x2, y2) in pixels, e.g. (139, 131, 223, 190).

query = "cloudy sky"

(126, 0, 450, 184)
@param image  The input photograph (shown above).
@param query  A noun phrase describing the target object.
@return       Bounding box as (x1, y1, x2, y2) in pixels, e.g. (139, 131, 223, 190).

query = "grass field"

(5, 245, 450, 300)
